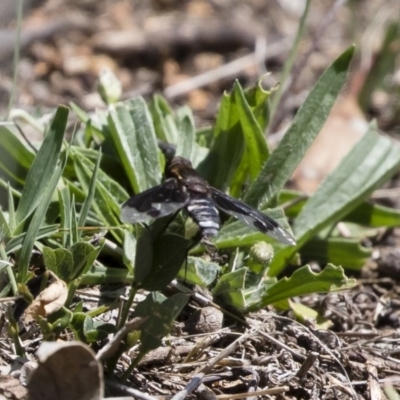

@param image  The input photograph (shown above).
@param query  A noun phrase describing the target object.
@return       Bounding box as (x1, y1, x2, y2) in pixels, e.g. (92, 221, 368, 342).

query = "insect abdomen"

(186, 195, 220, 237)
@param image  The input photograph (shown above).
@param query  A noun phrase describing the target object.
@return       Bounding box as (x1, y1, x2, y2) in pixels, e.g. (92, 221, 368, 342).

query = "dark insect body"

(121, 157, 296, 246)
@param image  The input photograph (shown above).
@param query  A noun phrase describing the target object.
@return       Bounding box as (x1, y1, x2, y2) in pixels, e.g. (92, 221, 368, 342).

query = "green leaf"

(175, 106, 196, 161)
(268, 0, 311, 120)
(70, 196, 78, 245)
(345, 201, 400, 227)
(5, 225, 59, 254)
(70, 241, 98, 280)
(58, 186, 71, 247)
(252, 264, 356, 310)
(207, 208, 293, 250)
(149, 94, 179, 144)
(243, 79, 272, 132)
(358, 22, 400, 111)
(7, 183, 16, 233)
(244, 45, 355, 208)
(290, 302, 332, 329)
(107, 99, 161, 193)
(233, 82, 269, 181)
(269, 123, 400, 276)
(74, 154, 124, 243)
(122, 231, 136, 273)
(0, 126, 34, 186)
(134, 226, 189, 291)
(18, 158, 65, 281)
(15, 106, 68, 224)
(200, 87, 245, 189)
(300, 238, 372, 270)
(177, 256, 221, 286)
(132, 292, 189, 357)
(42, 247, 74, 282)
(46, 307, 73, 336)
(78, 151, 102, 232)
(80, 263, 133, 285)
(212, 268, 248, 310)
(0, 207, 10, 240)
(69, 312, 88, 342)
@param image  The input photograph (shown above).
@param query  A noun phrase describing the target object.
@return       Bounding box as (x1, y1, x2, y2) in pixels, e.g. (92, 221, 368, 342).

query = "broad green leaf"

(280, 189, 400, 227)
(212, 268, 248, 310)
(149, 94, 179, 144)
(70, 241, 98, 280)
(15, 106, 68, 224)
(300, 238, 372, 270)
(177, 256, 221, 286)
(269, 124, 400, 276)
(132, 292, 189, 358)
(290, 302, 332, 329)
(175, 106, 196, 161)
(233, 82, 269, 181)
(134, 229, 189, 291)
(345, 201, 400, 227)
(42, 247, 74, 282)
(70, 312, 88, 342)
(107, 99, 161, 193)
(244, 45, 355, 208)
(251, 264, 356, 310)
(199, 87, 245, 189)
(45, 307, 73, 336)
(243, 79, 272, 132)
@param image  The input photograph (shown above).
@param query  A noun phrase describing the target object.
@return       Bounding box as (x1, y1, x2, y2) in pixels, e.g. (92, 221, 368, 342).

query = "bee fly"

(121, 156, 296, 246)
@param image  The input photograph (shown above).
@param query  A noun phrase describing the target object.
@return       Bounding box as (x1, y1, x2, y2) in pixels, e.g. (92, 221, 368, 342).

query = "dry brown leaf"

(23, 273, 68, 324)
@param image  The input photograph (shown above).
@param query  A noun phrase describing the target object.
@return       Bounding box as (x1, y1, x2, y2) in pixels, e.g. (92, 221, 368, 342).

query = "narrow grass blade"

(244, 45, 355, 208)
(7, 184, 16, 233)
(269, 0, 311, 120)
(58, 186, 71, 247)
(15, 106, 68, 224)
(5, 225, 59, 254)
(18, 159, 65, 281)
(78, 151, 102, 233)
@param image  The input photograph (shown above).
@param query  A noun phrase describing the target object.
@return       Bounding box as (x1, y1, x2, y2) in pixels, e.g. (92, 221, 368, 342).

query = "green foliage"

(2, 43, 400, 372)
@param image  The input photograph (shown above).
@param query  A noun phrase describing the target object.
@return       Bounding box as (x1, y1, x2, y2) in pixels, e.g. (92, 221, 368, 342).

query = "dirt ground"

(1, 0, 400, 399)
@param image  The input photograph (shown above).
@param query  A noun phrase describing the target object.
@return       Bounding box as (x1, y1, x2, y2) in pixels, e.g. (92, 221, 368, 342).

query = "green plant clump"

(2, 45, 400, 366)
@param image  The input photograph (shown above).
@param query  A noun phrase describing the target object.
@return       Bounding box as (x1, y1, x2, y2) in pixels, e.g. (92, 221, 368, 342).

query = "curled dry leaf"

(28, 341, 103, 400)
(23, 272, 68, 324)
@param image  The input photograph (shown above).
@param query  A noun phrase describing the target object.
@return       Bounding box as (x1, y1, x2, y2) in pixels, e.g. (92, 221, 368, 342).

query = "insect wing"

(121, 178, 189, 224)
(211, 189, 296, 245)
